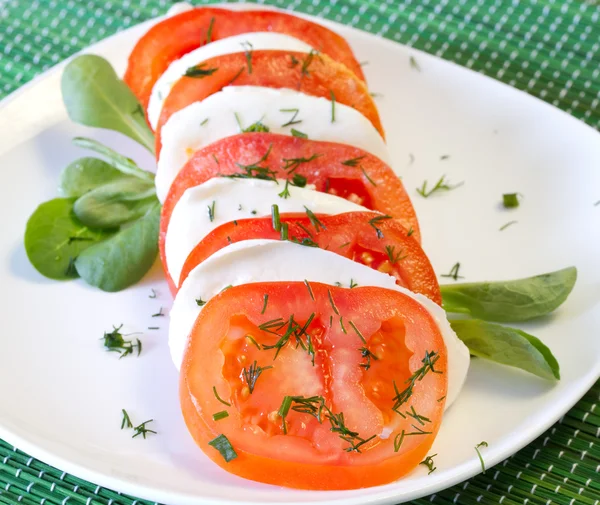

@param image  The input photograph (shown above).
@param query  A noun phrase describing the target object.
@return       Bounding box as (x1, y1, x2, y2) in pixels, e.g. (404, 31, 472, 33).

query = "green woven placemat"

(0, 0, 598, 504)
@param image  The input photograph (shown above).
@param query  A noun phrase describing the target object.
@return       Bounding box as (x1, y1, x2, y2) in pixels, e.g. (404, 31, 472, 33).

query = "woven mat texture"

(0, 0, 598, 504)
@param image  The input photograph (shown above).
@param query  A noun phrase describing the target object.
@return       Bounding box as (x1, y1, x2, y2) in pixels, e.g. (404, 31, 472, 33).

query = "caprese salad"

(24, 1, 575, 491)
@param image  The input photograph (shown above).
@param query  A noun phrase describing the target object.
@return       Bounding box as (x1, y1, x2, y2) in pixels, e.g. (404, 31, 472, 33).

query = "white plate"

(0, 5, 599, 505)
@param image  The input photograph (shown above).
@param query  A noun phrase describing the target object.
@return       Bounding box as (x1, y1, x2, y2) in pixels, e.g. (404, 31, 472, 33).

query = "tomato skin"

(160, 133, 420, 293)
(180, 282, 447, 490)
(124, 8, 365, 111)
(155, 50, 382, 153)
(179, 211, 441, 304)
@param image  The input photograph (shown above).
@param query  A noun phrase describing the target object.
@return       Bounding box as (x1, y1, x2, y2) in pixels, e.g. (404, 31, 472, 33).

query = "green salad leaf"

(75, 203, 160, 292)
(73, 137, 154, 183)
(59, 157, 127, 198)
(441, 267, 577, 322)
(73, 178, 157, 228)
(24, 198, 115, 280)
(450, 319, 560, 381)
(61, 55, 155, 153)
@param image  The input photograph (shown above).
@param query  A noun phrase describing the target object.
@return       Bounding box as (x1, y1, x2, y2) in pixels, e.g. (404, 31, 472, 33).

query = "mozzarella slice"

(166, 2, 193, 16)
(156, 86, 391, 202)
(169, 239, 470, 409)
(147, 33, 312, 130)
(165, 177, 366, 286)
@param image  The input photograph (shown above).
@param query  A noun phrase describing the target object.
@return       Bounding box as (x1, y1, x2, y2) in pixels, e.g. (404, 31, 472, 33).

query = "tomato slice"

(160, 133, 420, 292)
(156, 50, 382, 152)
(124, 8, 365, 111)
(180, 282, 448, 490)
(179, 211, 441, 304)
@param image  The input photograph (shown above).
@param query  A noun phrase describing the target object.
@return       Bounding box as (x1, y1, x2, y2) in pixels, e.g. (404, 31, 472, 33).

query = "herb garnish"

(226, 67, 244, 86)
(132, 419, 157, 439)
(503, 193, 520, 208)
(102, 325, 142, 358)
(200, 117, 209, 126)
(224, 144, 275, 181)
(280, 108, 302, 127)
(475, 441, 488, 472)
(393, 426, 433, 452)
(341, 156, 366, 167)
(204, 17, 215, 44)
(282, 153, 321, 173)
(208, 434, 237, 462)
(420, 454, 437, 474)
(499, 220, 518, 231)
(409, 55, 420, 71)
(417, 175, 463, 198)
(271, 204, 281, 231)
(329, 90, 336, 122)
(147, 326, 159, 330)
(440, 154, 450, 160)
(121, 409, 133, 429)
(305, 206, 326, 232)
(368, 214, 392, 239)
(195, 297, 206, 307)
(152, 307, 164, 317)
(184, 64, 218, 78)
(212, 386, 231, 407)
(385, 245, 407, 264)
(240, 41, 253, 74)
(350, 279, 358, 288)
(242, 360, 273, 394)
(391, 350, 442, 413)
(441, 262, 464, 281)
(261, 294, 269, 314)
(261, 313, 315, 363)
(327, 289, 340, 315)
(212, 411, 229, 421)
(407, 227, 414, 237)
(149, 288, 157, 299)
(291, 128, 308, 139)
(361, 167, 377, 186)
(304, 279, 315, 300)
(348, 320, 378, 370)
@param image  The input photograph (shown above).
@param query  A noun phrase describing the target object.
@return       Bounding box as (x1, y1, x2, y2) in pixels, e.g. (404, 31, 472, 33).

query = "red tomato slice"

(156, 50, 382, 151)
(160, 133, 420, 293)
(124, 8, 365, 111)
(181, 282, 448, 490)
(179, 211, 441, 304)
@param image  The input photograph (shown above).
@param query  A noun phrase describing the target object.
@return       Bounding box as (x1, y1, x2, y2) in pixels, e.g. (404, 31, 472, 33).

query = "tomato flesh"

(181, 282, 447, 490)
(160, 133, 420, 293)
(156, 50, 382, 152)
(179, 211, 441, 304)
(124, 8, 365, 111)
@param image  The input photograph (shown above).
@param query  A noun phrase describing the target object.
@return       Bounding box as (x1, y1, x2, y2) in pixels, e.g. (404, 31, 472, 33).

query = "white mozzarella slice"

(147, 33, 312, 130)
(155, 85, 391, 202)
(169, 239, 470, 410)
(165, 177, 366, 286)
(166, 2, 193, 16)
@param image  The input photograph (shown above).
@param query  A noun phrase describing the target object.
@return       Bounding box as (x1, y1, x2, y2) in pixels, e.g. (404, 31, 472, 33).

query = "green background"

(0, 0, 599, 504)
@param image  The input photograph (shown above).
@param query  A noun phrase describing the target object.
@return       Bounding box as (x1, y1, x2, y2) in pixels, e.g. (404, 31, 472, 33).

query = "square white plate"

(0, 5, 599, 505)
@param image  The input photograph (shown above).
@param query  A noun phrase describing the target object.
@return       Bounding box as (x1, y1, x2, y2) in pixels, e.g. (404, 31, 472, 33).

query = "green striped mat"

(0, 0, 599, 504)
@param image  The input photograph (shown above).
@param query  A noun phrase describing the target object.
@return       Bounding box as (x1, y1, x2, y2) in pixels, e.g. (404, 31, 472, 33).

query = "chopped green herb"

(226, 67, 244, 86)
(212, 410, 229, 421)
(147, 326, 159, 330)
(296, 222, 314, 238)
(184, 64, 218, 78)
(195, 297, 206, 307)
(437, 396, 446, 403)
(327, 289, 340, 315)
(149, 288, 157, 299)
(212, 386, 231, 407)
(261, 294, 269, 314)
(292, 173, 308, 188)
(406, 405, 431, 426)
(475, 441, 488, 472)
(440, 154, 450, 160)
(350, 279, 358, 288)
(212, 153, 219, 165)
(409, 55, 421, 71)
(407, 227, 414, 237)
(499, 220, 518, 231)
(420, 454, 437, 474)
(240, 41, 253, 74)
(305, 206, 326, 232)
(280, 108, 302, 127)
(361, 167, 377, 186)
(338, 241, 351, 249)
(368, 214, 392, 239)
(341, 156, 366, 167)
(441, 262, 463, 281)
(121, 409, 133, 429)
(224, 144, 276, 181)
(417, 175, 463, 198)
(329, 90, 336, 122)
(245, 334, 261, 350)
(392, 350, 442, 413)
(279, 222, 289, 240)
(102, 324, 142, 358)
(291, 128, 308, 139)
(271, 204, 281, 231)
(502, 193, 520, 208)
(304, 279, 315, 300)
(339, 316, 347, 334)
(201, 118, 209, 126)
(301, 49, 319, 77)
(242, 360, 273, 394)
(385, 245, 407, 264)
(360, 346, 378, 370)
(282, 153, 321, 173)
(205, 17, 215, 44)
(132, 419, 156, 439)
(152, 307, 164, 317)
(208, 434, 237, 462)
